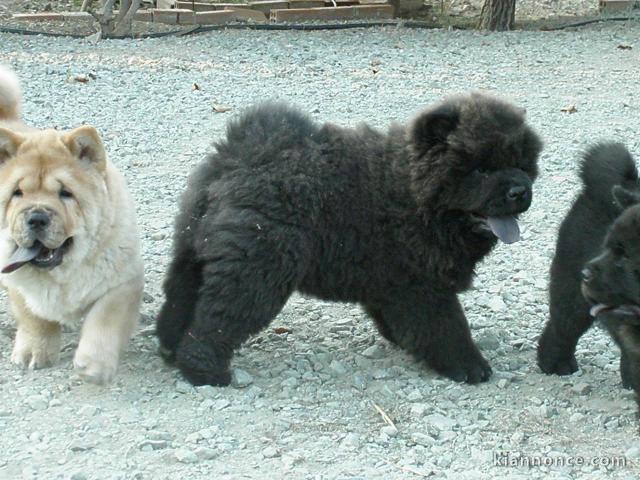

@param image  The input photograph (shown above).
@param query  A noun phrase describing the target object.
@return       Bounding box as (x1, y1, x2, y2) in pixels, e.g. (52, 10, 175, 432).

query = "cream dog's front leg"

(73, 279, 143, 384)
(10, 289, 62, 369)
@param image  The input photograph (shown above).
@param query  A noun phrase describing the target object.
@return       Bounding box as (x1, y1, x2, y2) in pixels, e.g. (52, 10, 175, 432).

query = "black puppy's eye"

(475, 167, 490, 175)
(613, 243, 627, 259)
(12, 189, 22, 198)
(59, 189, 73, 199)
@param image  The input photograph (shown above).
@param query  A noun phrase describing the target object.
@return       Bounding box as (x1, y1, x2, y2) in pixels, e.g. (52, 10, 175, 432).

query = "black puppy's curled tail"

(579, 143, 638, 203)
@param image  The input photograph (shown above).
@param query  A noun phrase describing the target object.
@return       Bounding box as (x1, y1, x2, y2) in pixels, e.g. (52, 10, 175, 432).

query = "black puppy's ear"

(612, 185, 640, 211)
(410, 103, 459, 155)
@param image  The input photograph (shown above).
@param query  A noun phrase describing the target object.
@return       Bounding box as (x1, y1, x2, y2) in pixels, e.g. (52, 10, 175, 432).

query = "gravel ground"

(1, 21, 640, 480)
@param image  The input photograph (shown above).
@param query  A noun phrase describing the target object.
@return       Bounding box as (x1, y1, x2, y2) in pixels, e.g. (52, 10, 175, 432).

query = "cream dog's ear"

(63, 125, 106, 172)
(0, 127, 24, 164)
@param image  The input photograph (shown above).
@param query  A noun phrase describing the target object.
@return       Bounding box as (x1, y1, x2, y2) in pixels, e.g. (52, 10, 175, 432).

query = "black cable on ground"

(0, 16, 638, 39)
(539, 15, 640, 31)
(0, 20, 432, 39)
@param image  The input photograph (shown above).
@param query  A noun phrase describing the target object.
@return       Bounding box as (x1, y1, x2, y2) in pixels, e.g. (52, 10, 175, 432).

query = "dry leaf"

(560, 104, 577, 114)
(192, 83, 201, 91)
(617, 44, 632, 50)
(74, 74, 89, 83)
(273, 327, 290, 334)
(370, 59, 381, 75)
(213, 104, 232, 113)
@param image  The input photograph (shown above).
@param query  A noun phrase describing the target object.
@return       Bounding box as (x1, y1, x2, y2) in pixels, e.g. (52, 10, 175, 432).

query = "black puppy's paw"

(538, 355, 578, 376)
(158, 345, 177, 364)
(436, 357, 492, 384)
(537, 341, 579, 375)
(175, 336, 232, 387)
(538, 348, 578, 375)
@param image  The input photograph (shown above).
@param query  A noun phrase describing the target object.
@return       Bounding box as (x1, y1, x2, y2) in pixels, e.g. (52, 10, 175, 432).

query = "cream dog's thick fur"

(0, 65, 144, 384)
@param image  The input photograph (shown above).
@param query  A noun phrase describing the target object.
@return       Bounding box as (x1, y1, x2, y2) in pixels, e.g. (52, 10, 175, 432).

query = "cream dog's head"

(0, 126, 110, 274)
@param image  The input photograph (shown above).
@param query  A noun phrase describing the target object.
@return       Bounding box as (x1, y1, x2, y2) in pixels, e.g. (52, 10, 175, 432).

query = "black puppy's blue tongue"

(487, 215, 520, 244)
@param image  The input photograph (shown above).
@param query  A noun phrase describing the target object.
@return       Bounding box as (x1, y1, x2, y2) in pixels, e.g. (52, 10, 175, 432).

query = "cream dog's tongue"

(2, 244, 43, 274)
(487, 215, 520, 244)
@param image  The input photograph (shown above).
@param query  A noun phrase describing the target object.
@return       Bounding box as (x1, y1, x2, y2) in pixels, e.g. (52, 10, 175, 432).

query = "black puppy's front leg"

(370, 288, 492, 384)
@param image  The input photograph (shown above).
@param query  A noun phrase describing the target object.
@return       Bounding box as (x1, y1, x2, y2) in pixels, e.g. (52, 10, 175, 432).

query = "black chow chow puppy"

(586, 203, 640, 403)
(157, 93, 542, 386)
(538, 143, 640, 389)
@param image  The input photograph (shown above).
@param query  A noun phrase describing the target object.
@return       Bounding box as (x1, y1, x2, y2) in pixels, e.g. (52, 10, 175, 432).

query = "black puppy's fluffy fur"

(157, 93, 542, 386)
(538, 143, 640, 394)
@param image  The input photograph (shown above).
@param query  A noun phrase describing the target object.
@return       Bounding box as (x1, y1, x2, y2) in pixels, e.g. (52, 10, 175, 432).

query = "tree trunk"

(479, 0, 516, 31)
(85, 0, 141, 40)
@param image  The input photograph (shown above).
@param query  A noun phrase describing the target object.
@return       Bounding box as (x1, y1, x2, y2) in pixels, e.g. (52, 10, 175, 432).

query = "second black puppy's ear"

(410, 103, 459, 155)
(613, 185, 640, 211)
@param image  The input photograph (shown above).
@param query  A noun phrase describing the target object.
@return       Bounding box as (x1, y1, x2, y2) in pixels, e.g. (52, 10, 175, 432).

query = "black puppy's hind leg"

(156, 248, 203, 363)
(175, 226, 304, 386)
(372, 289, 492, 384)
(537, 273, 594, 376)
(364, 305, 397, 344)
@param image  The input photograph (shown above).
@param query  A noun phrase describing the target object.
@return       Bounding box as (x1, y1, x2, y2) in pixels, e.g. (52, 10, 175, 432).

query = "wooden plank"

(599, 0, 635, 12)
(323, 0, 360, 6)
(133, 9, 154, 21)
(248, 0, 289, 13)
(177, 1, 238, 10)
(152, 8, 196, 23)
(270, 4, 394, 21)
(289, 0, 325, 7)
(175, 1, 250, 10)
(62, 12, 94, 21)
(13, 13, 65, 21)
(156, 0, 176, 9)
(194, 9, 236, 23)
(225, 7, 268, 22)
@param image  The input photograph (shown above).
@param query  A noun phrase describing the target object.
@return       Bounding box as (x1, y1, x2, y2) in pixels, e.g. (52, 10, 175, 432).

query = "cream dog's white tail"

(0, 65, 21, 120)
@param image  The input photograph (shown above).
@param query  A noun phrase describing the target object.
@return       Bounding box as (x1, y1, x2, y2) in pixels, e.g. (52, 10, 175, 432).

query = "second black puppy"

(158, 93, 542, 386)
(538, 143, 640, 388)
(584, 202, 640, 401)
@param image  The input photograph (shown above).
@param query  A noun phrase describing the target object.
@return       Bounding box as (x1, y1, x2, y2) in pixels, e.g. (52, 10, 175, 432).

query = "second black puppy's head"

(582, 188, 640, 318)
(408, 92, 542, 244)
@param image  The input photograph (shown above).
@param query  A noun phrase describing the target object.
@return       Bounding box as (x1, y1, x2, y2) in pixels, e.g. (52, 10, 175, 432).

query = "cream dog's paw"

(73, 346, 119, 385)
(11, 329, 61, 369)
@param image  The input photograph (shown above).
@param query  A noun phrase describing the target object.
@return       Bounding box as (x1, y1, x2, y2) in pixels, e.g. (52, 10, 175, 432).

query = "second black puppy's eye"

(613, 243, 627, 259)
(12, 189, 22, 198)
(59, 189, 73, 199)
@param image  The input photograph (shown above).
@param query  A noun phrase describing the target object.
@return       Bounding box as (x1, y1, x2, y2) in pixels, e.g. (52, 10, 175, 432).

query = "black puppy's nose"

(581, 267, 594, 283)
(27, 210, 50, 230)
(507, 185, 527, 201)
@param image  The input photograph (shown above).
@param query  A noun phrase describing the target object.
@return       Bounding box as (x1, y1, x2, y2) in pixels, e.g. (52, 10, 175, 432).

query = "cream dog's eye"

(12, 189, 22, 198)
(59, 189, 73, 199)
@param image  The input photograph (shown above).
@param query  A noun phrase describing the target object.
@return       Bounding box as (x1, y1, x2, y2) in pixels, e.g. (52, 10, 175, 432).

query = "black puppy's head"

(582, 190, 640, 319)
(408, 92, 542, 244)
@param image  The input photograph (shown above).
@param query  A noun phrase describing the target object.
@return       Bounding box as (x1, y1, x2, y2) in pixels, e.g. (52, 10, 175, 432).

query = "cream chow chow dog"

(0, 65, 144, 384)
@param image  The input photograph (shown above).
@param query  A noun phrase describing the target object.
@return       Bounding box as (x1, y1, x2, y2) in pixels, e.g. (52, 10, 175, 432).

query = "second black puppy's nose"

(27, 210, 50, 230)
(507, 185, 527, 201)
(581, 267, 594, 283)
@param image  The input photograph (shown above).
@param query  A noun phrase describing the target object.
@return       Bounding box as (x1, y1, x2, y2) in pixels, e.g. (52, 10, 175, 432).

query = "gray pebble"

(571, 382, 593, 395)
(361, 344, 385, 359)
(262, 446, 280, 458)
(174, 448, 199, 464)
(329, 360, 347, 375)
(25, 395, 48, 411)
(231, 368, 254, 388)
(175, 381, 194, 394)
(424, 414, 457, 431)
(139, 439, 168, 450)
(411, 432, 436, 447)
